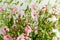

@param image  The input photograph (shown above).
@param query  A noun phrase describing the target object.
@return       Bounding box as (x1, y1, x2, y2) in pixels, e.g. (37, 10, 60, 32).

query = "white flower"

(52, 37, 57, 40)
(56, 31, 60, 38)
(51, 16, 57, 22)
(47, 16, 57, 22)
(52, 29, 58, 32)
(52, 29, 60, 38)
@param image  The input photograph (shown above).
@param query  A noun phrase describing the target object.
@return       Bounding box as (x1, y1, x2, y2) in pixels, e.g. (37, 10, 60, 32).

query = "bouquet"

(0, 0, 60, 40)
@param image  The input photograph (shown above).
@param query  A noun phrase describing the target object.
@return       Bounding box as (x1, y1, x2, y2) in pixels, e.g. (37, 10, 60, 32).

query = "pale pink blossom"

(4, 35, 12, 40)
(0, 7, 4, 12)
(25, 36, 29, 40)
(30, 2, 36, 9)
(1, 26, 9, 36)
(20, 13, 23, 17)
(12, 24, 17, 29)
(34, 26, 38, 34)
(31, 11, 38, 19)
(47, 16, 58, 22)
(12, 8, 18, 14)
(40, 5, 47, 13)
(13, 37, 17, 40)
(51, 16, 57, 22)
(24, 25, 32, 36)
(3, 26, 9, 31)
(1, 28, 6, 36)
(17, 34, 25, 40)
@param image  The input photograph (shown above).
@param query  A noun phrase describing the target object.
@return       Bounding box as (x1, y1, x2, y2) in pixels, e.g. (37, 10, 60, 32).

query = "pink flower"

(0, 7, 4, 12)
(4, 35, 12, 40)
(31, 11, 38, 19)
(24, 25, 32, 36)
(51, 16, 57, 22)
(30, 3, 36, 9)
(17, 34, 25, 40)
(13, 37, 17, 40)
(1, 26, 9, 36)
(12, 7, 18, 14)
(1, 29, 6, 36)
(12, 24, 17, 29)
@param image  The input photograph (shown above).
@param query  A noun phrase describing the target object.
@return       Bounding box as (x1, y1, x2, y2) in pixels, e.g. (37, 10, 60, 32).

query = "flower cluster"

(0, 0, 60, 40)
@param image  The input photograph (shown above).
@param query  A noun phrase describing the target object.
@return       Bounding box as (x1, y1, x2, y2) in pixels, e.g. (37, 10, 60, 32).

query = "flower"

(40, 5, 47, 13)
(0, 7, 4, 12)
(12, 7, 18, 14)
(31, 11, 38, 19)
(47, 16, 57, 22)
(1, 28, 6, 36)
(52, 37, 57, 40)
(30, 2, 36, 9)
(52, 29, 60, 38)
(12, 24, 17, 29)
(17, 34, 25, 40)
(51, 16, 57, 22)
(3, 35, 12, 40)
(1, 26, 9, 36)
(49, 8, 59, 14)
(34, 26, 38, 34)
(24, 25, 32, 36)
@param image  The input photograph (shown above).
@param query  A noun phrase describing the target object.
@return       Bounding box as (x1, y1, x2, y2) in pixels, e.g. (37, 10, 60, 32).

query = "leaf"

(8, 17, 13, 28)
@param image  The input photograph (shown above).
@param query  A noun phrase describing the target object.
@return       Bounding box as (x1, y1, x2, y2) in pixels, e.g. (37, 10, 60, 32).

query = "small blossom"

(24, 25, 32, 36)
(12, 7, 18, 14)
(52, 37, 57, 40)
(12, 24, 17, 29)
(47, 16, 57, 22)
(34, 26, 38, 34)
(52, 29, 60, 38)
(30, 2, 36, 9)
(31, 11, 38, 19)
(40, 5, 47, 13)
(1, 29, 6, 36)
(27, 23, 32, 26)
(51, 16, 57, 22)
(1, 26, 9, 36)
(17, 34, 25, 40)
(4, 35, 12, 40)
(0, 7, 4, 12)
